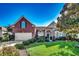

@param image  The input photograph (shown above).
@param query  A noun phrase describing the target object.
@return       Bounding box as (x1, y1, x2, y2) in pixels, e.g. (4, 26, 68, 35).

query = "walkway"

(0, 41, 28, 56)
(0, 41, 23, 46)
(19, 49, 28, 56)
(0, 41, 23, 50)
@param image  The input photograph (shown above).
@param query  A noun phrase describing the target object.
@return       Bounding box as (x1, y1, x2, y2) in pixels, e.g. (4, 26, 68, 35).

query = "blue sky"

(0, 3, 64, 27)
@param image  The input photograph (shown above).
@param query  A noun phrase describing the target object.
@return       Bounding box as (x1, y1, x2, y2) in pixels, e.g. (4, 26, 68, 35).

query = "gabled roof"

(47, 21, 56, 27)
(11, 16, 35, 27)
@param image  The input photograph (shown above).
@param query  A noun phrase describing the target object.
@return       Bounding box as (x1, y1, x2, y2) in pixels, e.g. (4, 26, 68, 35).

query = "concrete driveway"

(0, 41, 23, 49)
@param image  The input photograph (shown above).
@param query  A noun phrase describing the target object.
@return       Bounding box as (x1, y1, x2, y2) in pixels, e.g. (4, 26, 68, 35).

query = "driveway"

(0, 41, 23, 49)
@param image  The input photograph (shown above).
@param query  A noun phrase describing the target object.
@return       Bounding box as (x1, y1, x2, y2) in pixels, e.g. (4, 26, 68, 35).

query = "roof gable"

(14, 16, 35, 26)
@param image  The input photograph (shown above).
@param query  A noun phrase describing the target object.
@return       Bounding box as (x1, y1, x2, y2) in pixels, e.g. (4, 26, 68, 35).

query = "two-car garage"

(15, 33, 32, 41)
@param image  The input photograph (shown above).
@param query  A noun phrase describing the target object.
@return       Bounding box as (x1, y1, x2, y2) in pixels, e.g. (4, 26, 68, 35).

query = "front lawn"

(27, 41, 79, 56)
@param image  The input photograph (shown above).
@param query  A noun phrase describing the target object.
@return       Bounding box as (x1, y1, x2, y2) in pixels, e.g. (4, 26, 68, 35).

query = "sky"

(0, 3, 64, 27)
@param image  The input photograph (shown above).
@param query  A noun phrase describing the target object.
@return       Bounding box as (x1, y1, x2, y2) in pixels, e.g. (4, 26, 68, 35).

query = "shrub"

(23, 38, 37, 45)
(23, 36, 45, 45)
(0, 46, 19, 56)
(9, 35, 15, 41)
(37, 36, 45, 42)
(29, 38, 36, 43)
(2, 33, 9, 42)
(56, 37, 66, 41)
(23, 40, 31, 45)
(15, 44, 25, 49)
(0, 37, 2, 41)
(45, 37, 49, 42)
(45, 39, 49, 42)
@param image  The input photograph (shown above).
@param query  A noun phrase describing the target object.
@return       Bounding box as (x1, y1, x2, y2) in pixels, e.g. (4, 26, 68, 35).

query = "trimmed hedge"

(9, 35, 15, 41)
(23, 36, 46, 45)
(15, 44, 25, 49)
(23, 39, 36, 45)
(0, 37, 2, 41)
(55, 37, 67, 41)
(37, 36, 45, 42)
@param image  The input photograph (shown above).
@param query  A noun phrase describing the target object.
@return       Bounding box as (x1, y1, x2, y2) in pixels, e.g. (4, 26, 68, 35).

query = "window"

(21, 21, 26, 28)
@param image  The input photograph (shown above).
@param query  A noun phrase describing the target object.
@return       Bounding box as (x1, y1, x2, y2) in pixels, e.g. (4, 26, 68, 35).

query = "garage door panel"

(15, 33, 32, 41)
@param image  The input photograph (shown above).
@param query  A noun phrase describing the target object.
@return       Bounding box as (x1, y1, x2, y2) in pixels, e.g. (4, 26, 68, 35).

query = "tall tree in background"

(57, 3, 79, 39)
(57, 3, 79, 33)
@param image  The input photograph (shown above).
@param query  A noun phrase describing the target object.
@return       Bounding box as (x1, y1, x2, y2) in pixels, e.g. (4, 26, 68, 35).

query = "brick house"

(0, 16, 66, 41)
(10, 16, 61, 41)
(10, 17, 36, 40)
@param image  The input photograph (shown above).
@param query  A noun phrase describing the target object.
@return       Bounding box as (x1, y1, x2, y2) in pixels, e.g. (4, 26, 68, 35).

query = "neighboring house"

(54, 31, 66, 38)
(47, 21, 66, 39)
(47, 22, 57, 39)
(10, 17, 36, 41)
(0, 27, 7, 37)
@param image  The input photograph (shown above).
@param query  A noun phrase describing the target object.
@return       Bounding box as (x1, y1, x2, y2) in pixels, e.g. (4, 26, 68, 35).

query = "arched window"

(21, 21, 26, 28)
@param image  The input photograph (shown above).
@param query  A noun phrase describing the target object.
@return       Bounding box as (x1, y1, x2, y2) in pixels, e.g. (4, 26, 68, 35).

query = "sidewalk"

(19, 49, 27, 56)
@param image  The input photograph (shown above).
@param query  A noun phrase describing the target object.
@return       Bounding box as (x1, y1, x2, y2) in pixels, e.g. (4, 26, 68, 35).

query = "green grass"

(27, 41, 79, 56)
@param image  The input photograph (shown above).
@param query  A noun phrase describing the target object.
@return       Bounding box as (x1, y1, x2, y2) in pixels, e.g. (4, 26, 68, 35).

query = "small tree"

(2, 32, 9, 41)
(7, 27, 12, 32)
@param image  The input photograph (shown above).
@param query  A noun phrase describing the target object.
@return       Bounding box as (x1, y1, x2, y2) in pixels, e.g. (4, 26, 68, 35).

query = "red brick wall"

(12, 17, 35, 37)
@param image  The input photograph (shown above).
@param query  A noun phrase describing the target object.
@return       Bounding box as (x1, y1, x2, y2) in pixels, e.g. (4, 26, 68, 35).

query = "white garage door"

(15, 33, 32, 41)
